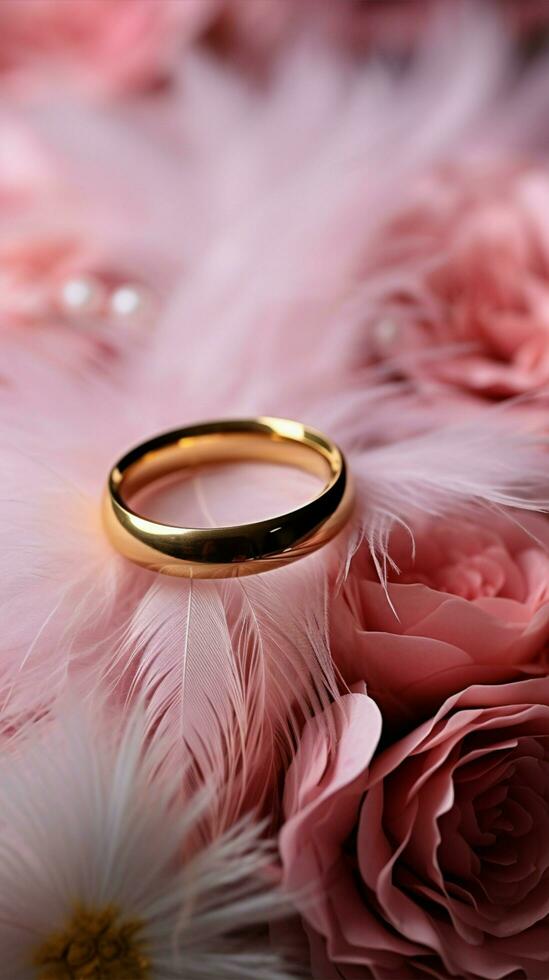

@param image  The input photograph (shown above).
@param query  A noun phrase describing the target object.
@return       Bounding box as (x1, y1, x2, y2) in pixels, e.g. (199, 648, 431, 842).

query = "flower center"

(33, 905, 150, 979)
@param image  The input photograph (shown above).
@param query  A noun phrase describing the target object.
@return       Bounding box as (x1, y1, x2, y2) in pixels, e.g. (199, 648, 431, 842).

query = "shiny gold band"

(102, 417, 353, 578)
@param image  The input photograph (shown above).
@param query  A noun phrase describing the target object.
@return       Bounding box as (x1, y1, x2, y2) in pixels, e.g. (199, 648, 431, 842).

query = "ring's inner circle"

(115, 428, 337, 512)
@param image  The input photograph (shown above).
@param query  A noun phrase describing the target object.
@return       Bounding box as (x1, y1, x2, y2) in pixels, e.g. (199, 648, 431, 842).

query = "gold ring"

(102, 417, 353, 578)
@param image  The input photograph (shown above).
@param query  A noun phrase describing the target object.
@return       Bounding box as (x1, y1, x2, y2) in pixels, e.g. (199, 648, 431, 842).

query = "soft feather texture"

(2, 9, 549, 975)
(3, 7, 549, 759)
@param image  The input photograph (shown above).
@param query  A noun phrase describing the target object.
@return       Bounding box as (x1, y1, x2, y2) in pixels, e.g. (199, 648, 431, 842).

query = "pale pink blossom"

(366, 166, 549, 398)
(280, 690, 412, 979)
(332, 510, 549, 731)
(281, 678, 549, 978)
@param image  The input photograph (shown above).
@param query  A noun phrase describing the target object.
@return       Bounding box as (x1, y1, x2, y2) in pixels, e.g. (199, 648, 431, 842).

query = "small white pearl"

(374, 318, 399, 345)
(110, 284, 145, 319)
(60, 276, 102, 315)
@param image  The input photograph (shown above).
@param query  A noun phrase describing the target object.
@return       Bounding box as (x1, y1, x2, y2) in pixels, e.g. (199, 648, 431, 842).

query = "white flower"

(0, 704, 294, 980)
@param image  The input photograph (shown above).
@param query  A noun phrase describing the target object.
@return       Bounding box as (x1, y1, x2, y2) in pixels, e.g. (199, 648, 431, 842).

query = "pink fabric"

(332, 511, 549, 730)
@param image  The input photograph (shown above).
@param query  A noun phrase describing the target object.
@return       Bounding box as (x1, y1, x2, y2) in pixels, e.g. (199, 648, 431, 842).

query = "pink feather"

(2, 5, 549, 851)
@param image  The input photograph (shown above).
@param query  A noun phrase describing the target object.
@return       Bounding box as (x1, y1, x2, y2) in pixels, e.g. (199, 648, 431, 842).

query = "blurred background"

(4, 0, 549, 513)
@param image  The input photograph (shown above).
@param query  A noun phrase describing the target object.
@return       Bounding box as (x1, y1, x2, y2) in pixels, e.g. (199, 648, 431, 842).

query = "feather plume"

(1, 2, 549, 813)
(110, 555, 339, 832)
(346, 412, 549, 583)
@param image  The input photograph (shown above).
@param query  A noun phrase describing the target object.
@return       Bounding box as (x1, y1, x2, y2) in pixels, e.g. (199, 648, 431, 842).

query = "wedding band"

(102, 417, 353, 578)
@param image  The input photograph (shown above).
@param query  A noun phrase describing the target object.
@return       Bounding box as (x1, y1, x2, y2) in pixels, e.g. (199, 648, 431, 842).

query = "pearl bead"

(59, 276, 103, 316)
(373, 318, 398, 345)
(109, 284, 146, 319)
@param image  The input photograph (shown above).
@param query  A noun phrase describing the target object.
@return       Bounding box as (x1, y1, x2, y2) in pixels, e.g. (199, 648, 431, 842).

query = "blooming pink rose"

(0, 0, 217, 98)
(280, 691, 401, 979)
(367, 167, 549, 398)
(331, 511, 549, 730)
(281, 678, 549, 979)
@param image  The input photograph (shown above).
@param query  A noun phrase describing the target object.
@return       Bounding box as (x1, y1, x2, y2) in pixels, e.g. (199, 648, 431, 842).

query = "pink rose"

(0, 0, 217, 98)
(331, 510, 549, 730)
(280, 691, 398, 978)
(281, 678, 549, 979)
(367, 167, 549, 398)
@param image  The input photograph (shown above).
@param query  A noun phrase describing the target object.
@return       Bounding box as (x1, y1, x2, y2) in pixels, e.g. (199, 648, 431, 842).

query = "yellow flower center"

(33, 905, 150, 979)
